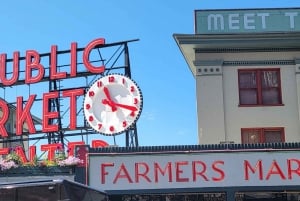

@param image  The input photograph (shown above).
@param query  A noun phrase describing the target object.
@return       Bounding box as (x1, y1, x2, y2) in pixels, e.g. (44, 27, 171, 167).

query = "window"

(241, 128, 285, 144)
(238, 69, 282, 106)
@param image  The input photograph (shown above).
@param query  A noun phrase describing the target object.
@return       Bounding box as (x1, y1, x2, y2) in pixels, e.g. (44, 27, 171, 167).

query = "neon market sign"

(0, 37, 116, 161)
(0, 38, 106, 137)
(195, 8, 300, 34)
(88, 150, 300, 191)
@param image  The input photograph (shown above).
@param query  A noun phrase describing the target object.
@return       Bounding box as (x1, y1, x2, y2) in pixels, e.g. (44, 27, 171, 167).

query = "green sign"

(195, 8, 300, 34)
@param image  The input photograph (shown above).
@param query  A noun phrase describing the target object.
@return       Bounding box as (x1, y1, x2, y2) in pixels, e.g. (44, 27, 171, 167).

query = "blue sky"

(0, 0, 299, 148)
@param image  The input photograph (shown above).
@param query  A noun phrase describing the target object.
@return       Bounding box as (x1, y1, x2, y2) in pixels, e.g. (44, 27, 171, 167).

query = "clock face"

(83, 74, 143, 136)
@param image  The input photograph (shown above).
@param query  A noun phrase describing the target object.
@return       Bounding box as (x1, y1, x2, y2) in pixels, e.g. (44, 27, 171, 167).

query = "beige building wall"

(195, 51, 300, 144)
(174, 33, 300, 144)
(196, 73, 225, 144)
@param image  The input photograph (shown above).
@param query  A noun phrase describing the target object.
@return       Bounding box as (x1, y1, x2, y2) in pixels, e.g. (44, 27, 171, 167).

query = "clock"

(83, 74, 143, 136)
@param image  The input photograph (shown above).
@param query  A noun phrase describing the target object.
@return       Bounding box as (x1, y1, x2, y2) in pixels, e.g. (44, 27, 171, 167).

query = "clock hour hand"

(102, 87, 117, 111)
(102, 99, 117, 112)
(114, 103, 137, 112)
(103, 87, 114, 102)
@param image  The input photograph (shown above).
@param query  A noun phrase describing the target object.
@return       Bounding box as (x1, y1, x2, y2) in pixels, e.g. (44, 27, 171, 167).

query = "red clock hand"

(103, 87, 114, 102)
(114, 103, 137, 112)
(102, 87, 117, 111)
(102, 99, 117, 112)
(103, 86, 137, 112)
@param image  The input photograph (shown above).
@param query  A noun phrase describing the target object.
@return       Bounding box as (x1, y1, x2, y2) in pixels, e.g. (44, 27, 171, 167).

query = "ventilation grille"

(89, 142, 300, 154)
(195, 48, 300, 53)
(223, 60, 295, 66)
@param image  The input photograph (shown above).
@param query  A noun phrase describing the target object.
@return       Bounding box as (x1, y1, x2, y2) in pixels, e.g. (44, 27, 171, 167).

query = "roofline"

(173, 32, 300, 77)
(88, 142, 300, 154)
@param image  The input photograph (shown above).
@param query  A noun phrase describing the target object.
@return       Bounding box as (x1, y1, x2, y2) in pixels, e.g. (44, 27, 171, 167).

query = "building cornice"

(174, 32, 300, 77)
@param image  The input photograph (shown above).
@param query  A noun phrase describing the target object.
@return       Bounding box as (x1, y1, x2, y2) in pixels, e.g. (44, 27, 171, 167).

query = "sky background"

(0, 0, 300, 148)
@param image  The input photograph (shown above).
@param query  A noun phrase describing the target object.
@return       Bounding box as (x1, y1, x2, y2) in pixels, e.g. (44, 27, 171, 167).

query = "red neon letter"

(67, 141, 85, 157)
(113, 163, 133, 184)
(135, 162, 151, 183)
(91, 140, 109, 148)
(42, 91, 59, 132)
(16, 95, 36, 135)
(41, 143, 62, 161)
(154, 162, 172, 183)
(0, 52, 19, 86)
(62, 89, 84, 129)
(192, 161, 209, 181)
(101, 163, 114, 184)
(70, 42, 77, 77)
(0, 148, 9, 155)
(0, 99, 9, 137)
(29, 145, 37, 162)
(25, 50, 45, 84)
(175, 161, 189, 182)
(266, 160, 286, 180)
(83, 38, 105, 73)
(288, 159, 300, 179)
(212, 160, 225, 181)
(50, 45, 67, 80)
(14, 147, 29, 164)
(244, 160, 263, 180)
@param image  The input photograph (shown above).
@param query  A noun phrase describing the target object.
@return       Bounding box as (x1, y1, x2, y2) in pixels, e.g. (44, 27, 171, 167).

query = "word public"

(0, 38, 105, 86)
(0, 38, 106, 138)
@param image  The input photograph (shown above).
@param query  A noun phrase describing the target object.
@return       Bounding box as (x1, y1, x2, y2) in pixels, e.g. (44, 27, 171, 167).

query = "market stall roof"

(0, 179, 108, 201)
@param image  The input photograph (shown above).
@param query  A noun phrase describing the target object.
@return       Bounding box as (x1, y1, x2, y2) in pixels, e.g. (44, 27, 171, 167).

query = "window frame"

(238, 68, 283, 106)
(241, 127, 285, 144)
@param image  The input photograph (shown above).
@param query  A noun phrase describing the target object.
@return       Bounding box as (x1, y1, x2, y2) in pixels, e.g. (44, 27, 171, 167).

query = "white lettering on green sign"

(195, 8, 300, 34)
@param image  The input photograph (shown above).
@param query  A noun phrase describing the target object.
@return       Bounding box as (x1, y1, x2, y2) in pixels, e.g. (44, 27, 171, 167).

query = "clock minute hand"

(102, 87, 117, 111)
(103, 86, 137, 112)
(103, 87, 114, 102)
(114, 103, 137, 112)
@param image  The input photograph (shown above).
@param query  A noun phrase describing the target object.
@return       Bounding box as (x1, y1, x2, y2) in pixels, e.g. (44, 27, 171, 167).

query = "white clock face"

(83, 74, 143, 136)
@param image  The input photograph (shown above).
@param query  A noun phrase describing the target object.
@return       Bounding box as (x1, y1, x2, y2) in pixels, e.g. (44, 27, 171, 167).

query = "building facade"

(174, 8, 300, 144)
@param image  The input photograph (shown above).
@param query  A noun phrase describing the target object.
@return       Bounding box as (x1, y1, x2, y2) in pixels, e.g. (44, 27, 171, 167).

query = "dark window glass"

(238, 69, 282, 106)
